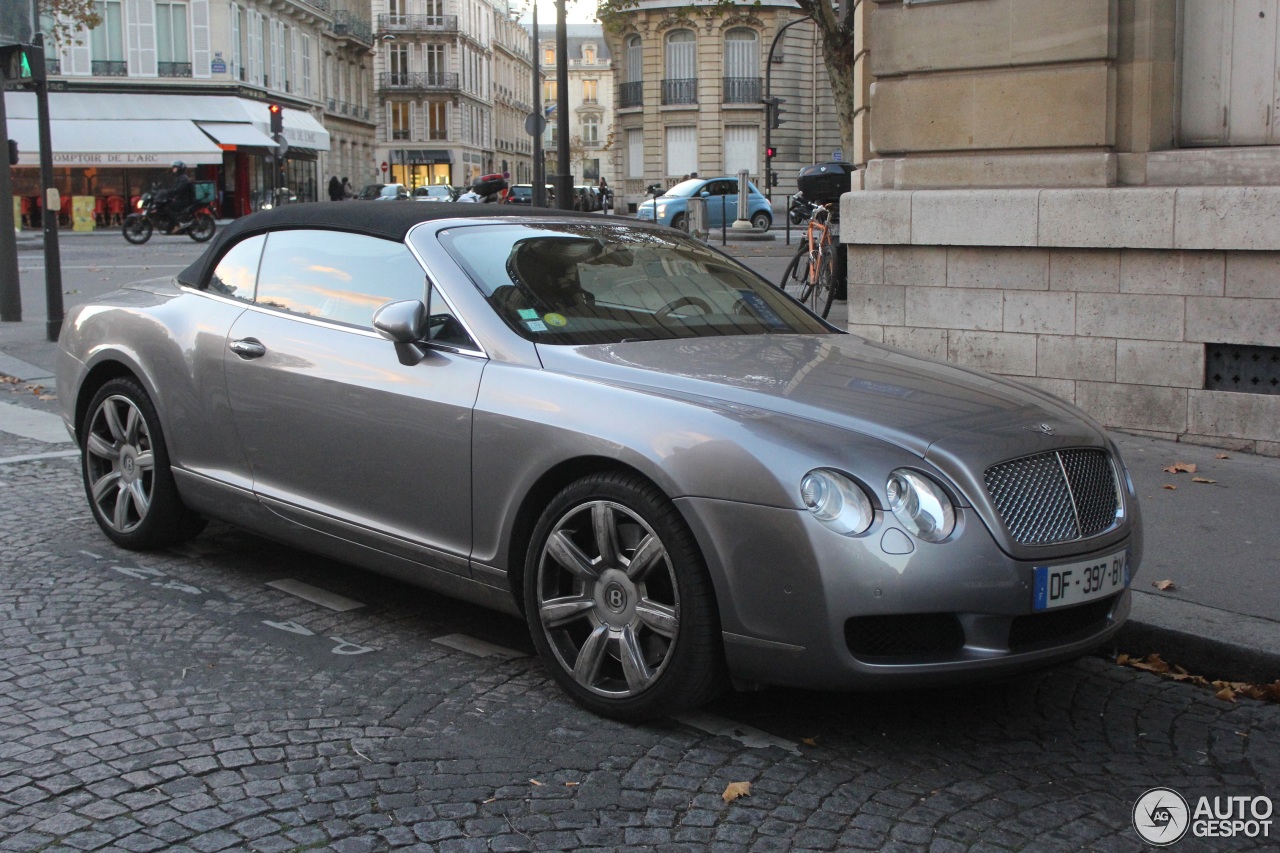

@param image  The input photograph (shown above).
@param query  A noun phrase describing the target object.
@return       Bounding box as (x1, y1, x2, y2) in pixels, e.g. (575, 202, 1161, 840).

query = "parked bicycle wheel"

(814, 252, 838, 319)
(779, 244, 813, 302)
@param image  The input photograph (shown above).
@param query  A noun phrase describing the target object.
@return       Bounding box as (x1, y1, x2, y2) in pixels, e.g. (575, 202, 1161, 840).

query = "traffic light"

(268, 102, 284, 135)
(771, 97, 787, 129)
(7, 140, 16, 166)
(769, 169, 778, 187)
(765, 146, 776, 160)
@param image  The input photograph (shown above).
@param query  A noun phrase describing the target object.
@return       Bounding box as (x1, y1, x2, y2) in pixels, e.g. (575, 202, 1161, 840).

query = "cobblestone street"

(1, 443, 1278, 852)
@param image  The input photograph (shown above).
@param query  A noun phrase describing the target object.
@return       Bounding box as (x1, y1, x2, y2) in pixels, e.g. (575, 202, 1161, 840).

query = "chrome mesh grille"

(984, 449, 1119, 546)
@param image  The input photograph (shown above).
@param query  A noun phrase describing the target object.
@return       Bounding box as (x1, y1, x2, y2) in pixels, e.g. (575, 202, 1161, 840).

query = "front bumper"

(675, 497, 1140, 691)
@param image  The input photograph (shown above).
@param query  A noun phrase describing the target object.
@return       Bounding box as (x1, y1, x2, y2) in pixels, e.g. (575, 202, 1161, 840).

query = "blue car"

(637, 176, 773, 231)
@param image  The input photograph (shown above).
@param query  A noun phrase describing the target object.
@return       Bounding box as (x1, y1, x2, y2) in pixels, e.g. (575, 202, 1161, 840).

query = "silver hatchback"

(56, 204, 1142, 720)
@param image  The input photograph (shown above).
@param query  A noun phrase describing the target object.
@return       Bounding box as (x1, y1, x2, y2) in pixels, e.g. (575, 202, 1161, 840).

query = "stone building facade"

(843, 0, 1280, 455)
(371, 0, 532, 190)
(531, 24, 615, 192)
(603, 0, 842, 214)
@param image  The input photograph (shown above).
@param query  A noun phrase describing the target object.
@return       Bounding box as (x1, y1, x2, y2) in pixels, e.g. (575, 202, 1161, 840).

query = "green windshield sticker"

(527, 320, 548, 332)
(518, 308, 539, 320)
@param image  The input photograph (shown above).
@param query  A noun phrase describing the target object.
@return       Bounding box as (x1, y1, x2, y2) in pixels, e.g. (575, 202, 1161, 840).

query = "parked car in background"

(357, 183, 410, 201)
(637, 176, 773, 230)
(503, 184, 556, 206)
(573, 185, 601, 212)
(413, 185, 457, 202)
(56, 205, 1142, 722)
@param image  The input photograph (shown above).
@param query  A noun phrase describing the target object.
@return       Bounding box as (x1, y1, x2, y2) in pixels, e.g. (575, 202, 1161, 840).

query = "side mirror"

(699, 191, 711, 198)
(373, 300, 428, 365)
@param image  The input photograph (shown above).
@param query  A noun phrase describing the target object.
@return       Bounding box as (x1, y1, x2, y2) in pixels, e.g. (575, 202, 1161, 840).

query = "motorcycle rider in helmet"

(159, 160, 196, 232)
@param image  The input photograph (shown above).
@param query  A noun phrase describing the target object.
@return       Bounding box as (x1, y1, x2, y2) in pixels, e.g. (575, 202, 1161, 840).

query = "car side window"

(255, 230, 427, 328)
(425, 283, 478, 350)
(707, 181, 734, 197)
(207, 234, 265, 301)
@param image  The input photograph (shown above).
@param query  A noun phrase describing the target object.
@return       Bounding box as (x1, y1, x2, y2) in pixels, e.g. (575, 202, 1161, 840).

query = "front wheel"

(188, 212, 216, 243)
(814, 253, 838, 319)
(121, 215, 152, 245)
(525, 472, 725, 720)
(780, 244, 813, 302)
(80, 378, 206, 550)
(670, 212, 687, 231)
(750, 212, 771, 231)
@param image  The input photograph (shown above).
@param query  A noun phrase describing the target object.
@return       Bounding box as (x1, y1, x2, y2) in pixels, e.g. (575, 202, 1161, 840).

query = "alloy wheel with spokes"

(79, 377, 206, 549)
(85, 393, 155, 535)
(525, 473, 724, 720)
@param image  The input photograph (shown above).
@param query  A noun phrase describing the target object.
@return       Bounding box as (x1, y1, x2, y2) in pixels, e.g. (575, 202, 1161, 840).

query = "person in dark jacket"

(160, 161, 196, 230)
(328, 175, 343, 201)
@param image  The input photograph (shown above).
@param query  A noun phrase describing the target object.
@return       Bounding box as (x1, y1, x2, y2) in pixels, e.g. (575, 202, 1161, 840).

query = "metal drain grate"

(1205, 344, 1280, 396)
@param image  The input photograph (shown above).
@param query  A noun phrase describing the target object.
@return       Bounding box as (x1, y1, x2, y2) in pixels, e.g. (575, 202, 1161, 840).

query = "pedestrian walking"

(598, 177, 611, 214)
(342, 177, 354, 199)
(328, 176, 343, 202)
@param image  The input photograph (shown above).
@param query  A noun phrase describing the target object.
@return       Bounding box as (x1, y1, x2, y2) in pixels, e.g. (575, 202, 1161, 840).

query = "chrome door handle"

(229, 338, 267, 359)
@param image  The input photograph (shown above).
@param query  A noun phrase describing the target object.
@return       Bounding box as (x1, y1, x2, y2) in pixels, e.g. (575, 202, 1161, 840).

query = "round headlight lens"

(885, 469, 955, 543)
(800, 469, 874, 536)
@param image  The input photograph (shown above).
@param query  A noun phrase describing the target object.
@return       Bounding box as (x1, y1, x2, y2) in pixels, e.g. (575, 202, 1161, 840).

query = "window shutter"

(627, 36, 642, 84)
(229, 3, 240, 81)
(665, 125, 697, 177)
(191, 0, 210, 78)
(67, 23, 92, 76)
(127, 0, 158, 77)
(665, 31, 694, 81)
(724, 125, 758, 175)
(627, 128, 644, 178)
(291, 27, 300, 95)
(301, 35, 312, 99)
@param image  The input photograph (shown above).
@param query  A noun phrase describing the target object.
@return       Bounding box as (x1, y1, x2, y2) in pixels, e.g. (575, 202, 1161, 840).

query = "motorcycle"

(122, 187, 216, 244)
(788, 191, 817, 225)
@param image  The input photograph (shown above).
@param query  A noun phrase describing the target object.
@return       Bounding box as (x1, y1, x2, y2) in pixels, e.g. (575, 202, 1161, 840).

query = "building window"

(663, 30, 696, 105)
(627, 127, 644, 178)
(582, 79, 597, 103)
(301, 34, 312, 98)
(583, 115, 599, 144)
(544, 47, 555, 65)
(428, 101, 447, 140)
(425, 43, 445, 76)
(583, 44, 595, 63)
(230, 3, 242, 80)
(724, 125, 758, 175)
(389, 43, 409, 84)
(666, 125, 697, 177)
(724, 28, 759, 103)
(544, 80, 556, 103)
(626, 35, 642, 83)
(390, 102, 411, 140)
(155, 2, 189, 67)
(90, 0, 125, 65)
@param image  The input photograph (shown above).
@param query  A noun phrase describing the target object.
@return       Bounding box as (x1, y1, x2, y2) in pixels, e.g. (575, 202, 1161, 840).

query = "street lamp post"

(763, 15, 812, 203)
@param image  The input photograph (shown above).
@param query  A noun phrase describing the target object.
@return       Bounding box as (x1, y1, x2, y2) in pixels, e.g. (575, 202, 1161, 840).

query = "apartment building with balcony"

(373, 0, 529, 189)
(530, 24, 614, 192)
(6, 0, 378, 217)
(603, 0, 841, 213)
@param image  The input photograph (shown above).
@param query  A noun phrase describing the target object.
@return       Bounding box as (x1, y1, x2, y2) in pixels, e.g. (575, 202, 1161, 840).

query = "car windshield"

(358, 184, 386, 199)
(436, 223, 834, 345)
(417, 186, 450, 197)
(663, 179, 704, 198)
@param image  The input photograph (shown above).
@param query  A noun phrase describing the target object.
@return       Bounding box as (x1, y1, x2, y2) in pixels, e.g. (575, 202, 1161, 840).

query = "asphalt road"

(1, 234, 1277, 852)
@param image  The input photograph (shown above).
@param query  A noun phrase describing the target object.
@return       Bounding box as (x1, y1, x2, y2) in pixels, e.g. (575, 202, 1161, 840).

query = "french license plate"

(1032, 550, 1129, 611)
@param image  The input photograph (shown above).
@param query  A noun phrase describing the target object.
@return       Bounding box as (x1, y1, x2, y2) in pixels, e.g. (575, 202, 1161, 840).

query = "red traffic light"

(765, 146, 776, 159)
(268, 102, 284, 135)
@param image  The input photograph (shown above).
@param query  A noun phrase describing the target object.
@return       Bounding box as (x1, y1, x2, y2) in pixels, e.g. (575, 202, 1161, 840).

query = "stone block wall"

(842, 187, 1280, 456)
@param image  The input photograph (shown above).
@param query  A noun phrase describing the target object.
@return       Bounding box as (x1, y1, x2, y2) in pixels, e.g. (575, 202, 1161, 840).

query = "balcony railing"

(376, 14, 458, 34)
(378, 71, 459, 92)
(661, 78, 696, 105)
(159, 62, 193, 78)
(723, 76, 761, 104)
(332, 11, 373, 45)
(620, 80, 642, 108)
(304, 0, 330, 12)
(92, 60, 127, 77)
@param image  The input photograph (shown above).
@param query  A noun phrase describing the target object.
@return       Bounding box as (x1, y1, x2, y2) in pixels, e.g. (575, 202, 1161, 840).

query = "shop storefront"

(5, 91, 330, 224)
(387, 149, 454, 190)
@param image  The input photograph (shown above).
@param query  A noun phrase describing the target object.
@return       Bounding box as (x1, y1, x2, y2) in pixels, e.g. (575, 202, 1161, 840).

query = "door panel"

(224, 311, 484, 573)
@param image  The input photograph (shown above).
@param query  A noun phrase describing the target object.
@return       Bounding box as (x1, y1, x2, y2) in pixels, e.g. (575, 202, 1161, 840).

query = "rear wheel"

(80, 378, 206, 550)
(121, 215, 152, 245)
(188, 212, 216, 243)
(525, 472, 724, 720)
(780, 244, 813, 302)
(814, 253, 838, 319)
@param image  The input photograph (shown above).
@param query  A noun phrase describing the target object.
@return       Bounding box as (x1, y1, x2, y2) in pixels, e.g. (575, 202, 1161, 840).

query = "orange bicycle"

(779, 201, 839, 318)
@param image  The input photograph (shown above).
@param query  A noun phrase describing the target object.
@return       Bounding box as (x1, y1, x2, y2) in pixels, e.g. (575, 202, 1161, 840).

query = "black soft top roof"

(177, 201, 602, 288)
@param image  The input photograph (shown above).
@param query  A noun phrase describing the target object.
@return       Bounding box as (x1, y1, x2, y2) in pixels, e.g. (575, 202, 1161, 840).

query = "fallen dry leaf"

(1153, 580, 1176, 591)
(1215, 686, 1237, 703)
(1172, 462, 1197, 474)
(1162, 484, 1177, 490)
(801, 737, 818, 747)
(722, 781, 752, 803)
(1215, 453, 1230, 460)
(1130, 653, 1171, 674)
(1191, 477, 1217, 484)
(1116, 653, 1131, 666)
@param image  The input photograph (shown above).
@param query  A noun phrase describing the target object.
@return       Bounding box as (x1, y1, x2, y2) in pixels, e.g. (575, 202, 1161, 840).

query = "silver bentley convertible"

(56, 204, 1143, 720)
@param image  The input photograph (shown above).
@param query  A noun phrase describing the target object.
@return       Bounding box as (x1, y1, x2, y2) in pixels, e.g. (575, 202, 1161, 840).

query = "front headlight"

(885, 469, 955, 543)
(656, 203, 667, 217)
(800, 469, 874, 536)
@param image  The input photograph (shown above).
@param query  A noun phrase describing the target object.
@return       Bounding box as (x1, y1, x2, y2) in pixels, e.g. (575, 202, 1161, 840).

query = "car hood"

(536, 334, 1102, 459)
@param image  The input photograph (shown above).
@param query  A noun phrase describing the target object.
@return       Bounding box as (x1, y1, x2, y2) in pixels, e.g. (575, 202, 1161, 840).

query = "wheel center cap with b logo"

(604, 582, 628, 613)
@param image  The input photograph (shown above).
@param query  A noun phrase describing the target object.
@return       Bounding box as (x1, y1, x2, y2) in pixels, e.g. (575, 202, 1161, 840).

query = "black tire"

(815, 253, 838, 319)
(750, 211, 771, 231)
(189, 212, 216, 243)
(121, 215, 152, 245)
(670, 212, 687, 231)
(524, 472, 725, 720)
(780, 244, 813, 302)
(80, 377, 206, 550)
